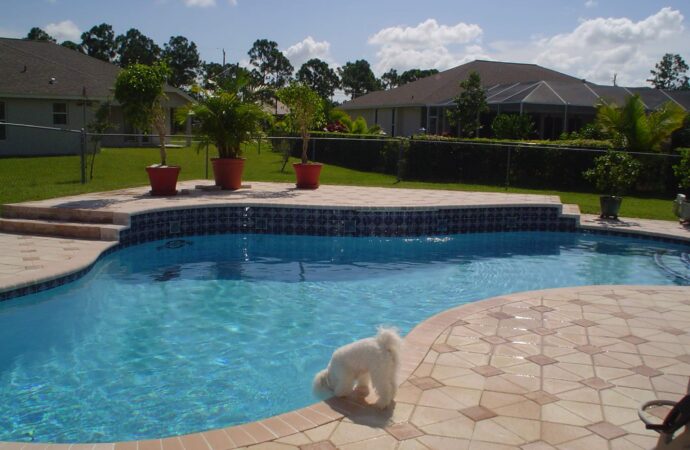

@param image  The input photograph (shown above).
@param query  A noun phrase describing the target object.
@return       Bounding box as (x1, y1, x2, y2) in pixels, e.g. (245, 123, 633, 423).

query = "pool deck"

(1, 182, 689, 450)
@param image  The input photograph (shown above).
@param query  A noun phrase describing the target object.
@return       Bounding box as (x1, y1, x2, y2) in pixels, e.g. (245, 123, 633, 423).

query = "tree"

(399, 68, 439, 84)
(162, 36, 201, 89)
(648, 53, 689, 90)
(114, 63, 171, 165)
(338, 60, 379, 99)
(26, 27, 56, 42)
(278, 82, 324, 164)
(296, 58, 340, 100)
(115, 28, 160, 67)
(61, 41, 84, 52)
(80, 23, 117, 62)
(446, 71, 488, 137)
(595, 94, 687, 152)
(247, 39, 293, 89)
(201, 62, 265, 101)
(380, 69, 399, 90)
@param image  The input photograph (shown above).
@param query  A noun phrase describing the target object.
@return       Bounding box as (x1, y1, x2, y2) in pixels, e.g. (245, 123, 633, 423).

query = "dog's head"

(312, 369, 332, 397)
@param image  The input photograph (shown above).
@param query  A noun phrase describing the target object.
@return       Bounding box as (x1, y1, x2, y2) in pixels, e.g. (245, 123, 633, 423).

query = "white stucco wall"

(397, 107, 422, 137)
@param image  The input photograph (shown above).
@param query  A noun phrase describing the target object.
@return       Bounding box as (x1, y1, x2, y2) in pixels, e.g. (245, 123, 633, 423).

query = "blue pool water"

(0, 231, 688, 443)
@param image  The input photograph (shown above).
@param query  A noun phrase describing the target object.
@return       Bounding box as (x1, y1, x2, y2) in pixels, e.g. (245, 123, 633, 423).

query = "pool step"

(1, 204, 128, 225)
(0, 217, 124, 241)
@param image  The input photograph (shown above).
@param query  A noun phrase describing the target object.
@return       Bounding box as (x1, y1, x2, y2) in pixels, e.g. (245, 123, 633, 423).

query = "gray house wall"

(0, 97, 91, 156)
(0, 94, 190, 156)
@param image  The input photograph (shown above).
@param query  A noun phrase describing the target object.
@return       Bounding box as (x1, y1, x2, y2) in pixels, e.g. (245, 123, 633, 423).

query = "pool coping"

(1, 182, 690, 448)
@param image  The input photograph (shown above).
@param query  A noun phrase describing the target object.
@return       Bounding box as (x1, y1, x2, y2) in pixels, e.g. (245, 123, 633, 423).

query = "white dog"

(313, 327, 402, 409)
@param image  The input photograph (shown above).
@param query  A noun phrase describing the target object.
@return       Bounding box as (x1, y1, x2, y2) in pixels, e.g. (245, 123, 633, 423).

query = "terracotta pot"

(146, 165, 180, 196)
(599, 195, 622, 219)
(212, 158, 245, 190)
(293, 163, 323, 189)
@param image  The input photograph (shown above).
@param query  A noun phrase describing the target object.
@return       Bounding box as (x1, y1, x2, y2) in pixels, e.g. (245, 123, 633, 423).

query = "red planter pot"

(146, 165, 180, 196)
(212, 158, 245, 190)
(293, 163, 323, 189)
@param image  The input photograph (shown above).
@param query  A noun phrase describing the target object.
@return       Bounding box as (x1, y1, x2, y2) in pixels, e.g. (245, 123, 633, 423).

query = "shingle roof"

(0, 38, 191, 101)
(340, 60, 582, 109)
(340, 59, 689, 112)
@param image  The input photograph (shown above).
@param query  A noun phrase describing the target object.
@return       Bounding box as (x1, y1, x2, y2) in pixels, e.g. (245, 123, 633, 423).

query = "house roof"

(340, 60, 582, 110)
(0, 38, 192, 102)
(340, 59, 689, 112)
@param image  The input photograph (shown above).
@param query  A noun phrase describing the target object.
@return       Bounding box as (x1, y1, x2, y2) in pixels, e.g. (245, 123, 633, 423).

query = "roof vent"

(49, 77, 56, 84)
(21, 65, 27, 73)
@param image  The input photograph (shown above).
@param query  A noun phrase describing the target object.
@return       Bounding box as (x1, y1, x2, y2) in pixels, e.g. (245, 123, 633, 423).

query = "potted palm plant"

(182, 76, 267, 190)
(278, 82, 325, 189)
(583, 151, 642, 219)
(114, 63, 178, 195)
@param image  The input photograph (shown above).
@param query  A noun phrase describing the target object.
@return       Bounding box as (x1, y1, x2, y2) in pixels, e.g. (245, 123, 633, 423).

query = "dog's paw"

(373, 400, 392, 410)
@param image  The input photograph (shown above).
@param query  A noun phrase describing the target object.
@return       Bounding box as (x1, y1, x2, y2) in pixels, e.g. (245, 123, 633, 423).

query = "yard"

(0, 144, 679, 221)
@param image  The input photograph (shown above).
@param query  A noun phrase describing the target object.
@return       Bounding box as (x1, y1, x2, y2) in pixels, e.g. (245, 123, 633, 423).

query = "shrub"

(491, 114, 535, 139)
(583, 151, 642, 196)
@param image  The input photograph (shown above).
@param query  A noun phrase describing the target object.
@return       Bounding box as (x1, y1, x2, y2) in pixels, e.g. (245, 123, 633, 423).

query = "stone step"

(1, 204, 127, 225)
(0, 218, 125, 241)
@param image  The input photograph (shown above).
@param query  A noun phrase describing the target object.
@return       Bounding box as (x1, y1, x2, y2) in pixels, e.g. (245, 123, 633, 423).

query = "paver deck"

(1, 182, 689, 449)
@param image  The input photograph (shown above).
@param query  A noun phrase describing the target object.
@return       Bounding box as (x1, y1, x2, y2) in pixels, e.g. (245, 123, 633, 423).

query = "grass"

(0, 144, 678, 221)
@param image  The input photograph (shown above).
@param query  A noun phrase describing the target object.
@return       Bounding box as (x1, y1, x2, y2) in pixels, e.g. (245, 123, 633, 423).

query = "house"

(0, 38, 193, 156)
(339, 60, 690, 139)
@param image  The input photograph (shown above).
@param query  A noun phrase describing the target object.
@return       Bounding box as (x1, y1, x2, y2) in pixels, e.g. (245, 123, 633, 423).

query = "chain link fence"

(0, 122, 684, 199)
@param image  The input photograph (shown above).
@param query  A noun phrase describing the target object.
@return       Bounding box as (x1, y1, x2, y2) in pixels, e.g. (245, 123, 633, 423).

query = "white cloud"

(368, 19, 484, 74)
(184, 0, 216, 7)
(284, 36, 333, 69)
(45, 20, 80, 42)
(585, 0, 597, 8)
(369, 19, 482, 48)
(523, 7, 688, 85)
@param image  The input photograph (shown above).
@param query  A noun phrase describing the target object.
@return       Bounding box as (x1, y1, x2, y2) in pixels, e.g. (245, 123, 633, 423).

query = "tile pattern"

(115, 204, 576, 248)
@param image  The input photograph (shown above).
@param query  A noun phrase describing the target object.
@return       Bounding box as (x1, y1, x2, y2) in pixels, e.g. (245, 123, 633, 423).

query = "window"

(53, 102, 67, 125)
(0, 102, 5, 140)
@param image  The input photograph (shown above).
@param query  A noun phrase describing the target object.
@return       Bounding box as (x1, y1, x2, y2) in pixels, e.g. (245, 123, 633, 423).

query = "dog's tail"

(376, 326, 402, 355)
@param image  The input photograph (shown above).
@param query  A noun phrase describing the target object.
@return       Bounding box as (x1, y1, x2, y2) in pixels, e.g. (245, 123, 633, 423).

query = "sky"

(2, 0, 690, 88)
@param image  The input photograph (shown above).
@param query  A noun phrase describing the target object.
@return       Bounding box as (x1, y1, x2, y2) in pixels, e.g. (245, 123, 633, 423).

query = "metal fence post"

(80, 128, 86, 184)
(396, 140, 404, 182)
(311, 137, 316, 162)
(504, 146, 512, 190)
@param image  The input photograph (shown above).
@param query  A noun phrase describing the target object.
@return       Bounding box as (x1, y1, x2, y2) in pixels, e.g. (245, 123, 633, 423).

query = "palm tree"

(595, 95, 686, 152)
(180, 77, 267, 159)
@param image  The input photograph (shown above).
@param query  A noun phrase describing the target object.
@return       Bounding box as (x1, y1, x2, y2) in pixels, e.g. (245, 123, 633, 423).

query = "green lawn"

(0, 144, 678, 221)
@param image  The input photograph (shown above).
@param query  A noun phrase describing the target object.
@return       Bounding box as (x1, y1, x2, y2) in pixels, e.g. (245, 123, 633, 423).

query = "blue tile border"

(1, 204, 687, 302)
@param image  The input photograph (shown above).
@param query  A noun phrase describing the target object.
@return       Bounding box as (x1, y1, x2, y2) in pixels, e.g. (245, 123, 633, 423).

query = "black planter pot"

(599, 195, 622, 219)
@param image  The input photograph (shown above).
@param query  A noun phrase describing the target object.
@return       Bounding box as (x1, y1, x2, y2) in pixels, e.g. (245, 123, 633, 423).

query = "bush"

(673, 148, 690, 193)
(583, 151, 642, 196)
(491, 114, 535, 139)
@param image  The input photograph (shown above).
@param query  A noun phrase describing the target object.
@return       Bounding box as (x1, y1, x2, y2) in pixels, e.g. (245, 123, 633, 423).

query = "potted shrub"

(583, 151, 642, 219)
(181, 77, 267, 190)
(672, 148, 690, 223)
(278, 82, 325, 189)
(114, 63, 179, 195)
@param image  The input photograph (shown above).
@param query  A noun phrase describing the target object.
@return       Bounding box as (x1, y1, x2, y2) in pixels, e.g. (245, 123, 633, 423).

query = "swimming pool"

(0, 231, 688, 442)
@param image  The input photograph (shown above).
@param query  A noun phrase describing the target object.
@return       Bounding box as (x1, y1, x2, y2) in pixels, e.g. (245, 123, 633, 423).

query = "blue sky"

(2, 0, 689, 87)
